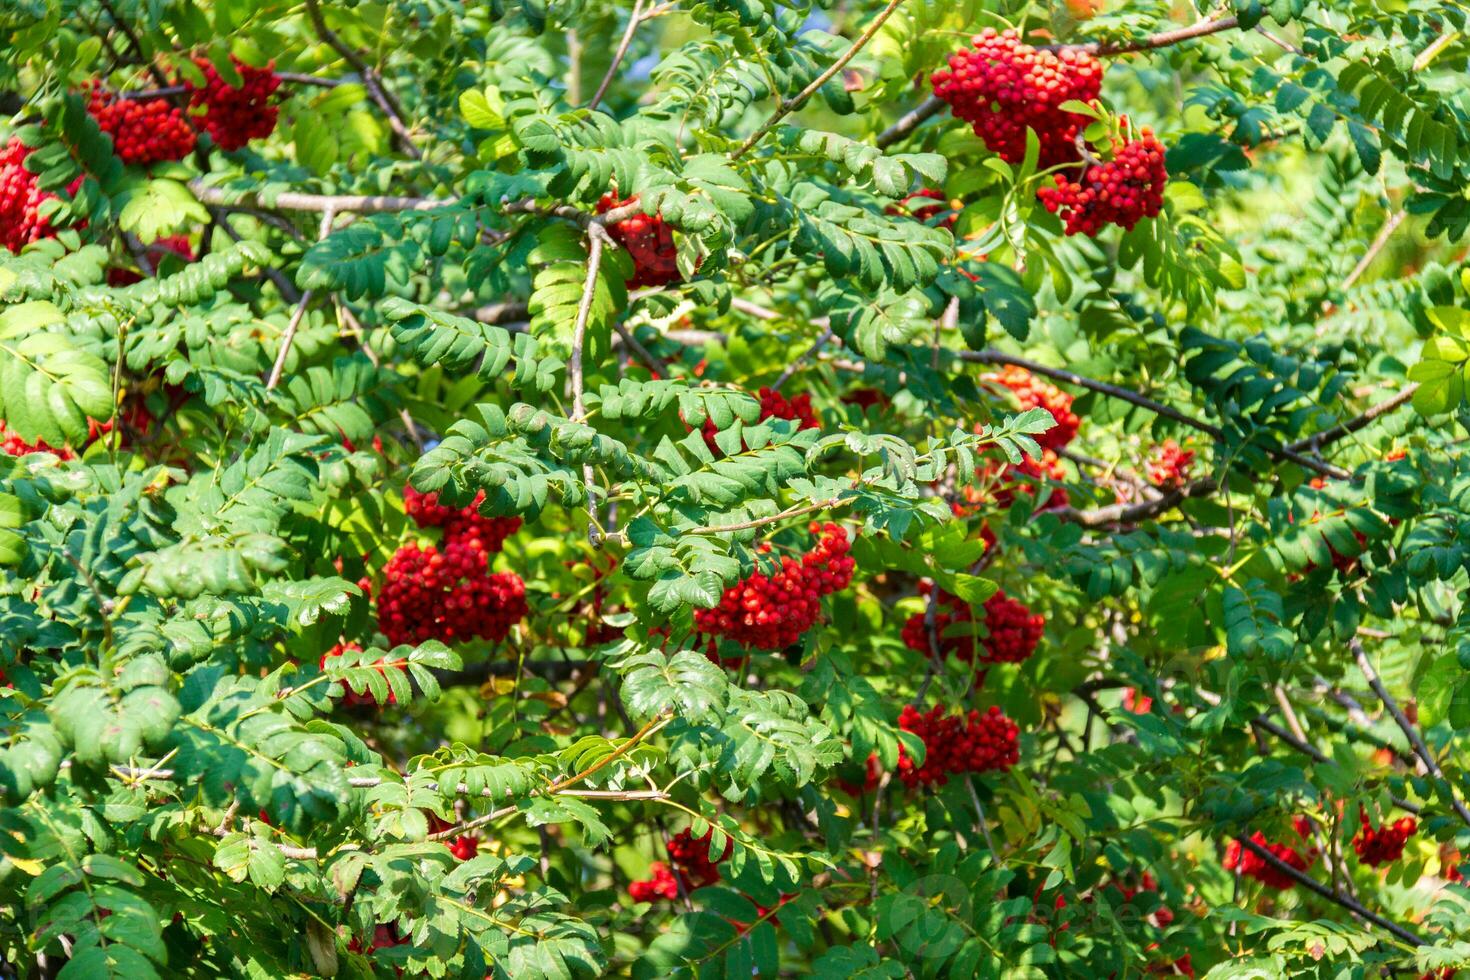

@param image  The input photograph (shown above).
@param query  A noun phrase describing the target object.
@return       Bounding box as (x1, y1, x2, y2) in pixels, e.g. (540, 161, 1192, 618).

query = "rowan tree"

(1, 1, 1468, 978)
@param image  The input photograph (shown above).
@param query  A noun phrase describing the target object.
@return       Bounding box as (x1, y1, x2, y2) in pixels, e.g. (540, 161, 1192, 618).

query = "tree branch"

(1285, 385, 1418, 454)
(1236, 837, 1425, 947)
(1353, 638, 1470, 831)
(732, 0, 908, 160)
(587, 0, 645, 111)
(303, 0, 421, 158)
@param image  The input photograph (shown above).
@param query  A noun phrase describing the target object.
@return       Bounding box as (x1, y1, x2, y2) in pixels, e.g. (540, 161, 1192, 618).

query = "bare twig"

(1353, 639, 1470, 831)
(266, 208, 335, 390)
(303, 0, 421, 158)
(1236, 836, 1425, 946)
(875, 96, 945, 149)
(587, 0, 646, 110)
(732, 0, 908, 160)
(1341, 210, 1406, 291)
(193, 182, 441, 214)
(771, 325, 835, 392)
(1285, 384, 1418, 454)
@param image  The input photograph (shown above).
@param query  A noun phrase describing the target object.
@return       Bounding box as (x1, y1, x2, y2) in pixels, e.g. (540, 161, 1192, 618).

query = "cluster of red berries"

(376, 487, 527, 646)
(837, 751, 884, 796)
(347, 924, 408, 956)
(0, 137, 70, 254)
(900, 587, 1043, 667)
(694, 523, 855, 651)
(1038, 130, 1168, 236)
(629, 828, 731, 902)
(0, 421, 72, 459)
(1300, 476, 1369, 576)
(319, 642, 395, 708)
(985, 365, 1079, 452)
(1352, 809, 1416, 867)
(426, 813, 480, 861)
(895, 704, 1019, 788)
(597, 193, 680, 289)
(1147, 439, 1194, 489)
(956, 448, 1070, 517)
(930, 29, 1103, 168)
(403, 486, 522, 554)
(85, 85, 196, 165)
(183, 56, 282, 151)
(1221, 818, 1317, 890)
(702, 386, 820, 452)
(886, 188, 958, 228)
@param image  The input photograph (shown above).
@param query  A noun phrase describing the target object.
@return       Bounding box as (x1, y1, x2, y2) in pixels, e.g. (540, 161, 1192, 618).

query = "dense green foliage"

(2, 0, 1470, 977)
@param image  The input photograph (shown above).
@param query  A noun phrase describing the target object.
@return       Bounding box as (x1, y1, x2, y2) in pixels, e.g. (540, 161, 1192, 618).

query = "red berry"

(984, 365, 1079, 452)
(0, 137, 71, 254)
(85, 84, 196, 165)
(1352, 808, 1415, 867)
(1036, 129, 1168, 237)
(597, 193, 681, 289)
(182, 56, 281, 151)
(375, 490, 527, 646)
(930, 29, 1103, 169)
(1147, 439, 1194, 489)
(901, 587, 1043, 667)
(694, 524, 855, 652)
(1221, 820, 1317, 889)
(894, 703, 1019, 788)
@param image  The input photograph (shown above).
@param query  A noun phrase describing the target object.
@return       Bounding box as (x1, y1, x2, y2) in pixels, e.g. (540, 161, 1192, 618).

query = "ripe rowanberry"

(895, 704, 1019, 788)
(85, 84, 197, 165)
(628, 862, 682, 902)
(0, 137, 72, 254)
(955, 448, 1069, 517)
(403, 486, 522, 554)
(182, 56, 282, 151)
(886, 188, 958, 228)
(1352, 808, 1416, 867)
(665, 827, 732, 889)
(425, 814, 480, 861)
(597, 193, 681, 289)
(702, 386, 820, 453)
(837, 751, 883, 796)
(1221, 818, 1317, 890)
(0, 421, 73, 459)
(375, 540, 528, 647)
(319, 642, 396, 707)
(984, 365, 1080, 452)
(1037, 129, 1168, 237)
(1147, 439, 1194, 489)
(901, 587, 1043, 668)
(930, 28, 1103, 169)
(694, 523, 855, 652)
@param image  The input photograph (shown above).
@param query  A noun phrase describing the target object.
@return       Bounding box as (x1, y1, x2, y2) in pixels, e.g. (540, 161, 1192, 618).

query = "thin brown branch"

(303, 0, 421, 158)
(1342, 210, 1406, 290)
(771, 325, 835, 392)
(1353, 638, 1470, 831)
(1236, 837, 1425, 946)
(1285, 384, 1418, 454)
(588, 0, 646, 111)
(266, 208, 335, 390)
(732, 0, 908, 160)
